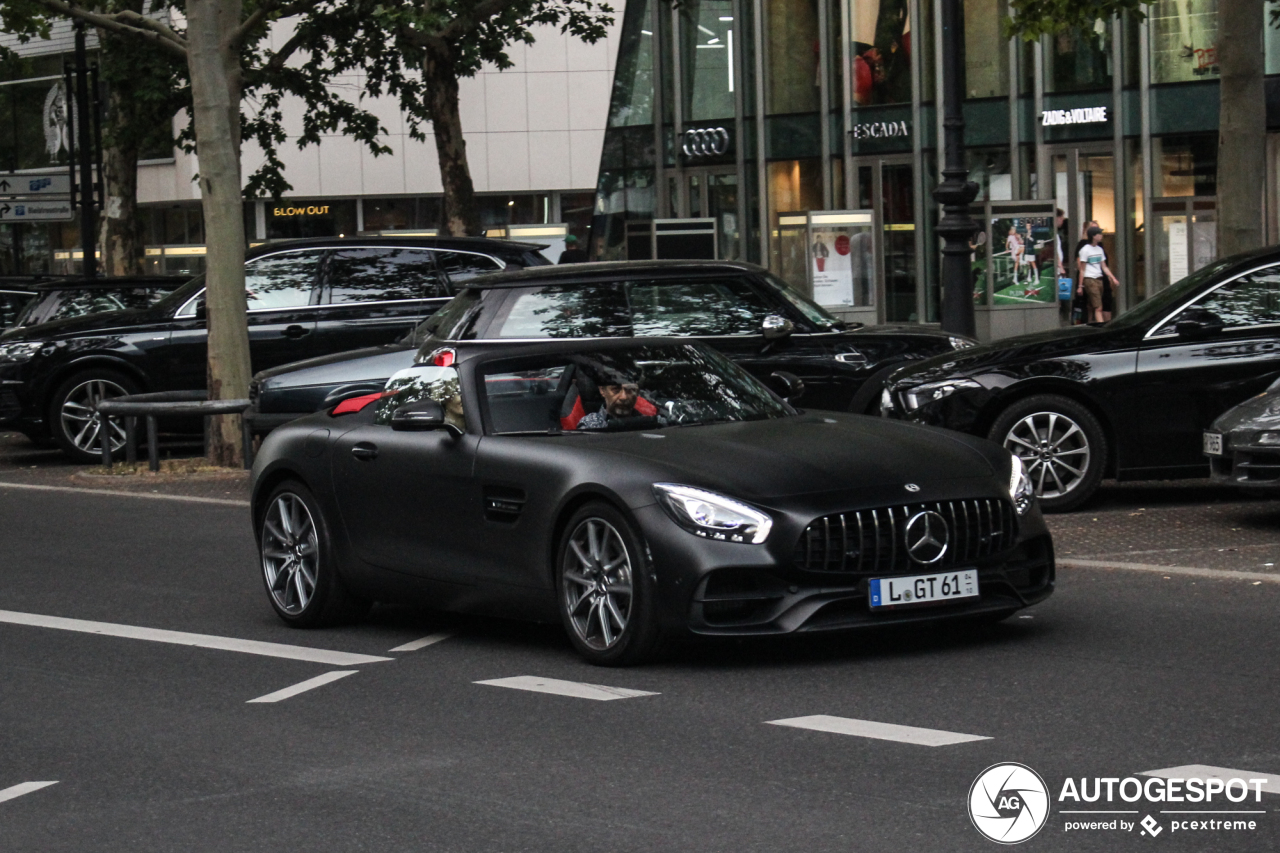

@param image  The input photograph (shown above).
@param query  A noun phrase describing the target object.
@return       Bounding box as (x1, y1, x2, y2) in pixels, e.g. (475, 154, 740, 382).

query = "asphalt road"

(1, 473, 1278, 852)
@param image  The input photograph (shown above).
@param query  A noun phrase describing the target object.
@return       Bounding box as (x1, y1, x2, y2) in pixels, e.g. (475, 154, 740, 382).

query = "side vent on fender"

(483, 486, 526, 523)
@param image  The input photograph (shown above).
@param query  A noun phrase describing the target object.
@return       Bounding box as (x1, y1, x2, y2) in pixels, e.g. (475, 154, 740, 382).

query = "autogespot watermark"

(968, 764, 1269, 844)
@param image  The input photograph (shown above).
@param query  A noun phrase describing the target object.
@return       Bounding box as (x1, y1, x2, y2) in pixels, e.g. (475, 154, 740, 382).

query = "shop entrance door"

(686, 168, 741, 260)
(854, 156, 917, 323)
(1050, 145, 1117, 287)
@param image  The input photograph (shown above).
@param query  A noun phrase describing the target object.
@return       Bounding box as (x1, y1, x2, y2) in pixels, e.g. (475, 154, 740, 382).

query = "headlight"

(1256, 431, 1280, 446)
(0, 341, 44, 364)
(653, 483, 772, 544)
(1008, 453, 1035, 515)
(949, 336, 976, 350)
(902, 378, 982, 410)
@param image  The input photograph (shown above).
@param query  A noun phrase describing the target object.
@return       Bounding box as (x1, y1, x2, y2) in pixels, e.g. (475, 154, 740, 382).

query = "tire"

(258, 479, 370, 628)
(49, 369, 139, 463)
(556, 501, 664, 666)
(988, 394, 1107, 513)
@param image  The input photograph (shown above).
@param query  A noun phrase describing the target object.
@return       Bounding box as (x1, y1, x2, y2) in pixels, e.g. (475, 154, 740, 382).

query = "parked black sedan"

(0, 236, 547, 460)
(247, 260, 975, 430)
(883, 246, 1280, 511)
(1204, 376, 1280, 490)
(251, 338, 1052, 665)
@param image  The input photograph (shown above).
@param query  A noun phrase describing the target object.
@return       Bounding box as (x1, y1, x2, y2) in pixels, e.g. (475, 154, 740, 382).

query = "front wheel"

(49, 370, 138, 463)
(556, 502, 664, 666)
(988, 394, 1107, 513)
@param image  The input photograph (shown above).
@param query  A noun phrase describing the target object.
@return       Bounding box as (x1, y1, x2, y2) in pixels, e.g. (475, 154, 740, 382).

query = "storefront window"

(1155, 133, 1216, 197)
(362, 197, 442, 232)
(608, 0, 655, 127)
(681, 0, 736, 122)
(964, 0, 1010, 99)
(767, 159, 822, 281)
(265, 198, 358, 240)
(1045, 21, 1112, 92)
(1149, 0, 1218, 83)
(849, 0, 913, 106)
(766, 0, 820, 114)
(967, 148, 1013, 201)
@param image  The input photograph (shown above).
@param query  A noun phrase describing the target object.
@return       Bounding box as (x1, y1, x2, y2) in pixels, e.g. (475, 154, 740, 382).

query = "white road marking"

(1059, 559, 1280, 584)
(0, 781, 58, 804)
(767, 715, 991, 746)
(0, 609, 391, 666)
(1143, 765, 1280, 795)
(389, 631, 454, 652)
(475, 675, 659, 701)
(0, 481, 248, 507)
(247, 670, 358, 703)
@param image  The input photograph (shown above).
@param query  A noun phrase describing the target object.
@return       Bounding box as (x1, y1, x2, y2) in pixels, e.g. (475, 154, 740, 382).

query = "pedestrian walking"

(1076, 225, 1119, 324)
(558, 234, 589, 264)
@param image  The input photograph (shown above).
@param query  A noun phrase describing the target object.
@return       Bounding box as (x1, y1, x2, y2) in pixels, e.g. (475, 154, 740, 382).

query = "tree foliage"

(1003, 0, 1155, 39)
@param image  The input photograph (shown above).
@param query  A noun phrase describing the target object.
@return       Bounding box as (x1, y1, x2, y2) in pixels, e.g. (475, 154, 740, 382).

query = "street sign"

(0, 173, 72, 197)
(0, 199, 74, 222)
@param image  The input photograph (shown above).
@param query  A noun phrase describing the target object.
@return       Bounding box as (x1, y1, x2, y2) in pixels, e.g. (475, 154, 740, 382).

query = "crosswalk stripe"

(475, 675, 659, 701)
(0, 782, 58, 804)
(1142, 765, 1280, 795)
(389, 631, 454, 652)
(767, 715, 991, 746)
(247, 670, 358, 703)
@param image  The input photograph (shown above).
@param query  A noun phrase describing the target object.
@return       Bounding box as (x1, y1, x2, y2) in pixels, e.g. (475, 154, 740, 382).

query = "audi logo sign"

(682, 127, 731, 159)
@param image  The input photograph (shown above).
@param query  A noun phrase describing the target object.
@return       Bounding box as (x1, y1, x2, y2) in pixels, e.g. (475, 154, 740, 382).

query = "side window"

(491, 285, 631, 339)
(483, 364, 570, 434)
(628, 278, 773, 336)
(326, 247, 447, 303)
(435, 251, 504, 284)
(244, 251, 322, 311)
(1160, 264, 1280, 333)
(375, 365, 465, 432)
(0, 293, 32, 327)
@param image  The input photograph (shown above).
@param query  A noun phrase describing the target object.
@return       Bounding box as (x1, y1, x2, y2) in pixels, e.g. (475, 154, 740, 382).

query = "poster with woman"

(990, 216, 1056, 305)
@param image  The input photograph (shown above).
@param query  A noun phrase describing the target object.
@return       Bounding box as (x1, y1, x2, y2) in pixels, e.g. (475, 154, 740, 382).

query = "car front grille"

(794, 498, 1017, 574)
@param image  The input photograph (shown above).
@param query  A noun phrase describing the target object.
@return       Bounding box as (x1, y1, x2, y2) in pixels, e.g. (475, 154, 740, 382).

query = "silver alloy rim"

(60, 378, 128, 454)
(561, 518, 633, 651)
(1003, 411, 1091, 499)
(261, 493, 319, 615)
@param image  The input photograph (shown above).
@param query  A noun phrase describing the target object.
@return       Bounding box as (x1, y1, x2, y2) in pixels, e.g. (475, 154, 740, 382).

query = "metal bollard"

(241, 414, 255, 470)
(125, 416, 137, 465)
(101, 416, 112, 470)
(146, 415, 160, 472)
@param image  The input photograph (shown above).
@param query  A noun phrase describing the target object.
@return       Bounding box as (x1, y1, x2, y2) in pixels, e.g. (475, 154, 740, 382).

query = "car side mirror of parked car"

(767, 370, 805, 404)
(391, 399, 462, 436)
(1174, 308, 1225, 339)
(762, 314, 795, 340)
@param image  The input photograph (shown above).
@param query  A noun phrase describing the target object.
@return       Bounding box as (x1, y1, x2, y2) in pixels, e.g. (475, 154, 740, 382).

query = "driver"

(576, 380, 641, 429)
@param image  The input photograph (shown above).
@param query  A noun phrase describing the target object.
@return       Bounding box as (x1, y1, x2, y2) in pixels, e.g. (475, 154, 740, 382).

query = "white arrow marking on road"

(247, 670, 358, 703)
(0, 609, 391, 666)
(0, 782, 58, 804)
(389, 631, 454, 652)
(475, 675, 659, 701)
(767, 715, 991, 746)
(1143, 765, 1280, 796)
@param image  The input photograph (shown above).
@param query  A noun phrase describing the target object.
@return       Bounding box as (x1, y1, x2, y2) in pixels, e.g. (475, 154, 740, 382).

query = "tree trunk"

(187, 0, 250, 466)
(423, 45, 480, 236)
(1216, 1, 1266, 258)
(97, 85, 144, 276)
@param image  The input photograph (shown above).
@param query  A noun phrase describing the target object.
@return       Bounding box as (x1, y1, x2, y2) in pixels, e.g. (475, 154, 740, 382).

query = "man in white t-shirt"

(1077, 226, 1118, 323)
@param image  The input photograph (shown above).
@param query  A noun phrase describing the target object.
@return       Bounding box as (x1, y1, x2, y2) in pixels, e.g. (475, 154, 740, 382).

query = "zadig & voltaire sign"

(1041, 106, 1108, 126)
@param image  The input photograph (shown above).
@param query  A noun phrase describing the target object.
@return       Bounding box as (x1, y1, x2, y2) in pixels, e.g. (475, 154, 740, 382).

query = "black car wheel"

(259, 480, 370, 628)
(989, 394, 1106, 513)
(556, 502, 663, 666)
(49, 370, 139, 463)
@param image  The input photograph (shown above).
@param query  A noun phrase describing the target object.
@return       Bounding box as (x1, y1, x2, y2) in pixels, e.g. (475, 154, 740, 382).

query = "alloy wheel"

(561, 518, 634, 651)
(60, 378, 128, 455)
(1003, 411, 1091, 500)
(261, 493, 320, 615)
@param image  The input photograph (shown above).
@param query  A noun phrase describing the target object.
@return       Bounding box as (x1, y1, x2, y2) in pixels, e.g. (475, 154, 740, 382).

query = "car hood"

(888, 323, 1120, 385)
(255, 344, 416, 389)
(1212, 390, 1280, 434)
(582, 412, 1004, 500)
(0, 307, 155, 342)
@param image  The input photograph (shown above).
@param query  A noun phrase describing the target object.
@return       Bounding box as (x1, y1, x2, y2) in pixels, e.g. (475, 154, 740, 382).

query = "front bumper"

(1208, 441, 1280, 488)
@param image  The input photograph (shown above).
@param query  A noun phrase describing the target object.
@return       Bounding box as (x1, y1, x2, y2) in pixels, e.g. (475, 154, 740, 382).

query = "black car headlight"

(0, 341, 44, 365)
(902, 378, 981, 410)
(1009, 453, 1035, 515)
(653, 483, 773, 544)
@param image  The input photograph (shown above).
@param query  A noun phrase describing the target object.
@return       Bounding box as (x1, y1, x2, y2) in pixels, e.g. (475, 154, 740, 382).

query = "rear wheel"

(988, 394, 1106, 513)
(49, 370, 138, 463)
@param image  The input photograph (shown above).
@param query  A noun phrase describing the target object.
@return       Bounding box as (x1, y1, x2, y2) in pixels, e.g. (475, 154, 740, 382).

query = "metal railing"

(95, 391, 253, 472)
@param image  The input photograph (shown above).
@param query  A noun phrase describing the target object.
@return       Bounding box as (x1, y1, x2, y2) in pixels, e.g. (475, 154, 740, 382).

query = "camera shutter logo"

(905, 510, 948, 564)
(682, 127, 731, 159)
(969, 763, 1050, 844)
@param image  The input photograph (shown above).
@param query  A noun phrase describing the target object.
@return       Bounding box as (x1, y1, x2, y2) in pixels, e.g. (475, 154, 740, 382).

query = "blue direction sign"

(0, 199, 74, 222)
(0, 172, 73, 197)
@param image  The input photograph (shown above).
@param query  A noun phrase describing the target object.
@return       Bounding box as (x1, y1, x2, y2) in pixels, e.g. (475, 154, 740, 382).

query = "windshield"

(407, 287, 485, 346)
(1108, 257, 1238, 329)
(481, 343, 794, 435)
(759, 272, 846, 330)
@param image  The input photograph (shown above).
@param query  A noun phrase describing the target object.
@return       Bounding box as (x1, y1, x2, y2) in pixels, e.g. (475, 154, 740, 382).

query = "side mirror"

(390, 399, 462, 435)
(1174, 308, 1225, 339)
(762, 314, 795, 340)
(323, 383, 387, 409)
(767, 370, 805, 404)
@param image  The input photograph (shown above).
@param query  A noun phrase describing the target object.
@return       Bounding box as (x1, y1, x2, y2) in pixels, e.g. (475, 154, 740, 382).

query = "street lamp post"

(933, 0, 979, 337)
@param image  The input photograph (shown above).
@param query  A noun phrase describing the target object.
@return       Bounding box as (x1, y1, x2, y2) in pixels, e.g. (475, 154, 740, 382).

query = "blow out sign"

(273, 205, 331, 217)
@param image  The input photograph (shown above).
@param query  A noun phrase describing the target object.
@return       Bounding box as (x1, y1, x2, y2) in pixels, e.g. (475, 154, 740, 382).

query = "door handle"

(350, 442, 379, 461)
(835, 351, 868, 365)
(282, 324, 311, 338)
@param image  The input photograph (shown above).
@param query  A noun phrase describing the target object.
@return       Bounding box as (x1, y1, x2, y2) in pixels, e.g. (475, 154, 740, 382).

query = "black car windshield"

(759, 272, 847, 330)
(481, 344, 794, 434)
(406, 287, 484, 345)
(1108, 256, 1238, 329)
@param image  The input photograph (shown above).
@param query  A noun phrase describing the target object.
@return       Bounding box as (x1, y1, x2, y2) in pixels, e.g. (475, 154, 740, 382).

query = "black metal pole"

(73, 20, 97, 279)
(932, 0, 979, 337)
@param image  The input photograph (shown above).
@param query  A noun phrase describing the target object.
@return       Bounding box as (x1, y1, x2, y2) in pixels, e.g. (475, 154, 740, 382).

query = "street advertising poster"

(810, 227, 873, 307)
(990, 215, 1057, 305)
(970, 231, 988, 305)
(849, 0, 912, 106)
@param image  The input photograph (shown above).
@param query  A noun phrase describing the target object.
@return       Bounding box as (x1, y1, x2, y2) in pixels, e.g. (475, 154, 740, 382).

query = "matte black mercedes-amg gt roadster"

(251, 338, 1054, 665)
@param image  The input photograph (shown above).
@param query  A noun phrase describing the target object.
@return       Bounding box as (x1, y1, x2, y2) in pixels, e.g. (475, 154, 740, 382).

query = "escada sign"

(851, 120, 910, 140)
(1042, 106, 1108, 126)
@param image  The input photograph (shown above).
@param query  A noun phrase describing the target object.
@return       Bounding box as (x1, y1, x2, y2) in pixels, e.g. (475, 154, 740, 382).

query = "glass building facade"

(593, 0, 1280, 336)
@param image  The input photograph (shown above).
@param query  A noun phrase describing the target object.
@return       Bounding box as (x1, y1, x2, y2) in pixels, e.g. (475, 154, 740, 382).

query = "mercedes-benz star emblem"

(904, 510, 949, 564)
(904, 483, 920, 492)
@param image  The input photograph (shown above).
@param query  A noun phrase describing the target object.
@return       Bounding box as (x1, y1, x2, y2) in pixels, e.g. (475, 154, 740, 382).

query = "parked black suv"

(247, 260, 975, 429)
(12, 276, 189, 328)
(0, 278, 46, 328)
(0, 236, 548, 460)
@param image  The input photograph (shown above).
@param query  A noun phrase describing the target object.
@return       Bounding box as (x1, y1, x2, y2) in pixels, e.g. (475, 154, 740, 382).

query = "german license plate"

(869, 569, 979, 609)
(1203, 431, 1223, 456)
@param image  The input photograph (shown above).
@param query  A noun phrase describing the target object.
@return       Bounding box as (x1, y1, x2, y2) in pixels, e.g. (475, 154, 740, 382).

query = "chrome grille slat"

(839, 514, 849, 572)
(855, 511, 865, 574)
